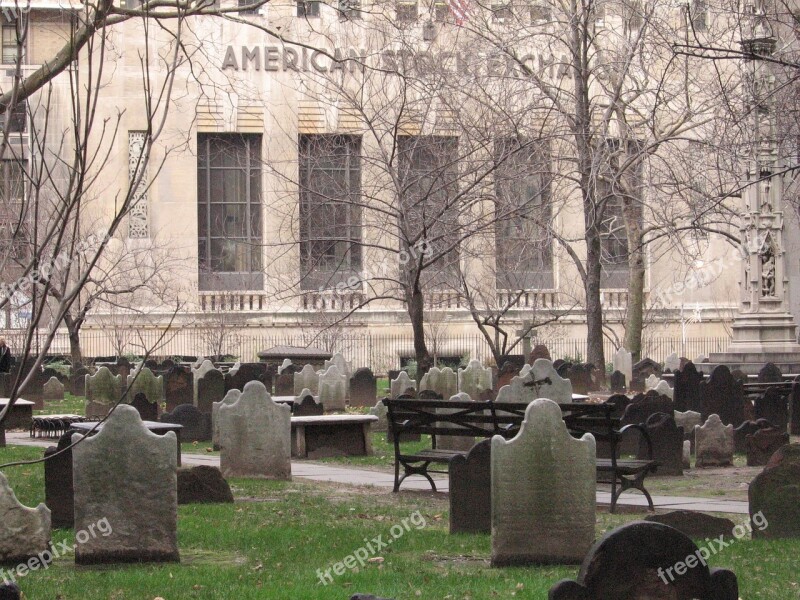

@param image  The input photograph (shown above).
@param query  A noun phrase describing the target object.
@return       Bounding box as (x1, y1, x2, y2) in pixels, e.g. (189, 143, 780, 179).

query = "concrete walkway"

(7, 433, 750, 515)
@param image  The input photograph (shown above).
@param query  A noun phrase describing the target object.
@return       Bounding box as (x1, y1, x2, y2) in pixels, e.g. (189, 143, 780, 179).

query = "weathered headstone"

(196, 369, 225, 415)
(293, 364, 320, 396)
(673, 410, 703, 439)
(225, 362, 269, 394)
(458, 359, 493, 399)
(278, 358, 293, 374)
(161, 404, 210, 442)
(42, 376, 65, 401)
(733, 419, 775, 454)
(130, 392, 158, 422)
(673, 360, 704, 413)
(746, 428, 789, 467)
(72, 404, 179, 564)
(0, 472, 50, 563)
(566, 363, 597, 395)
(71, 366, 89, 397)
(549, 522, 739, 600)
(323, 352, 351, 382)
(318, 365, 347, 412)
(637, 412, 683, 476)
(436, 392, 476, 452)
(529, 344, 551, 363)
(609, 370, 626, 393)
(368, 400, 388, 433)
(177, 466, 234, 504)
(694, 414, 734, 467)
(85, 366, 122, 418)
(218, 381, 291, 479)
(275, 372, 294, 396)
(749, 443, 800, 538)
(663, 352, 681, 373)
(449, 439, 491, 534)
(683, 440, 691, 468)
(420, 366, 458, 401)
(294, 390, 323, 416)
(754, 388, 789, 433)
(757, 362, 783, 383)
(491, 398, 595, 566)
(496, 361, 522, 391)
(44, 433, 74, 528)
(349, 368, 377, 408)
(700, 366, 746, 427)
(212, 389, 240, 450)
(644, 511, 735, 540)
(164, 366, 193, 412)
(630, 358, 662, 392)
(390, 371, 416, 399)
(531, 358, 574, 403)
(612, 348, 632, 388)
(126, 367, 163, 408)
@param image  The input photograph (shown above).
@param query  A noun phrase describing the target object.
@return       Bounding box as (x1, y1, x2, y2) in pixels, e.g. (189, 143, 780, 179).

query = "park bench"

(384, 398, 658, 512)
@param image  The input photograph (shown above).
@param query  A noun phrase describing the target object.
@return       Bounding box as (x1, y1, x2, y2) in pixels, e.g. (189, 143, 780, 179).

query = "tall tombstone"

(458, 359, 493, 399)
(496, 361, 522, 391)
(294, 390, 323, 417)
(663, 352, 681, 373)
(757, 362, 783, 383)
(420, 367, 458, 401)
(193, 360, 218, 404)
(749, 444, 800, 538)
(792, 375, 800, 435)
(529, 358, 573, 403)
(548, 522, 739, 600)
(275, 372, 294, 396)
(42, 377, 65, 401)
(196, 369, 225, 415)
(609, 371, 626, 393)
(212, 389, 241, 449)
(699, 366, 746, 427)
(637, 412, 683, 476)
(449, 439, 491, 534)
(673, 361, 704, 413)
(349, 368, 377, 408)
(161, 404, 211, 443)
(164, 366, 193, 413)
(218, 381, 291, 480)
(754, 388, 789, 432)
(368, 399, 388, 433)
(293, 364, 320, 396)
(225, 363, 268, 394)
(318, 365, 347, 412)
(617, 391, 674, 455)
(323, 352, 351, 381)
(746, 428, 790, 467)
(44, 433, 75, 528)
(694, 414, 734, 468)
(85, 366, 122, 418)
(612, 348, 633, 387)
(126, 367, 164, 408)
(278, 358, 293, 374)
(72, 404, 179, 564)
(491, 399, 595, 566)
(0, 472, 50, 563)
(390, 371, 416, 399)
(70, 366, 90, 397)
(630, 358, 661, 392)
(566, 363, 596, 395)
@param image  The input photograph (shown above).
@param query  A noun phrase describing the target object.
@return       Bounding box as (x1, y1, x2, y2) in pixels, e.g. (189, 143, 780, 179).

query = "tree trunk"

(64, 313, 83, 367)
(623, 191, 645, 362)
(584, 231, 607, 373)
(407, 283, 433, 379)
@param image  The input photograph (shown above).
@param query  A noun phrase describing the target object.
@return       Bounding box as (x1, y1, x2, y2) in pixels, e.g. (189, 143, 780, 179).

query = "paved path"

(7, 433, 750, 514)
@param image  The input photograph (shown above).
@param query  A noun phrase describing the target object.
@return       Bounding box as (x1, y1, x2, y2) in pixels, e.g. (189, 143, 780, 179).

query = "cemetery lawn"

(1, 445, 798, 599)
(35, 393, 86, 416)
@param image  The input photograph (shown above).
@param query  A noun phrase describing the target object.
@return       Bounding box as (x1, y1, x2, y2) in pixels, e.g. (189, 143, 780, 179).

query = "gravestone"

(420, 367, 458, 401)
(754, 388, 789, 433)
(734, 418, 776, 454)
(0, 472, 50, 563)
(529, 344, 551, 362)
(294, 390, 323, 416)
(630, 358, 661, 392)
(437, 392, 476, 452)
(225, 363, 269, 394)
(323, 352, 351, 385)
(644, 374, 660, 392)
(293, 364, 320, 396)
(160, 358, 175, 369)
(548, 522, 739, 600)
(72, 404, 179, 564)
(792, 375, 800, 435)
(85, 366, 122, 418)
(496, 361, 522, 391)
(126, 367, 164, 407)
(278, 358, 293, 374)
(644, 511, 735, 539)
(529, 358, 573, 403)
(683, 440, 691, 468)
(164, 366, 193, 412)
(757, 362, 783, 383)
(673, 410, 702, 439)
(42, 376, 65, 401)
(449, 439, 491, 534)
(731, 369, 749, 386)
(390, 372, 416, 399)
(130, 392, 159, 422)
(673, 361, 704, 413)
(275, 372, 294, 396)
(609, 370, 626, 393)
(318, 365, 347, 411)
(161, 404, 210, 442)
(368, 400, 388, 433)
(71, 366, 89, 397)
(694, 414, 734, 467)
(555, 361, 572, 378)
(44, 433, 74, 528)
(212, 389, 240, 450)
(458, 359, 493, 399)
(566, 363, 596, 395)
(177, 466, 234, 504)
(749, 443, 800, 538)
(699, 366, 746, 427)
(605, 394, 631, 419)
(349, 368, 377, 408)
(491, 399, 595, 566)
(196, 369, 225, 415)
(663, 352, 681, 373)
(746, 428, 789, 467)
(618, 392, 674, 455)
(218, 381, 291, 479)
(612, 348, 632, 388)
(637, 412, 683, 476)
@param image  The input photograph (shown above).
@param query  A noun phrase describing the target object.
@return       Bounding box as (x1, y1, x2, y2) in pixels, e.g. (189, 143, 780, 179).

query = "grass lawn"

(0, 445, 797, 599)
(34, 394, 86, 416)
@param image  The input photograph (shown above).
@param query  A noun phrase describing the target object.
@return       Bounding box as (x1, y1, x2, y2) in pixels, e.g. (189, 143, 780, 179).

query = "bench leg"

(395, 461, 437, 493)
(610, 471, 656, 513)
